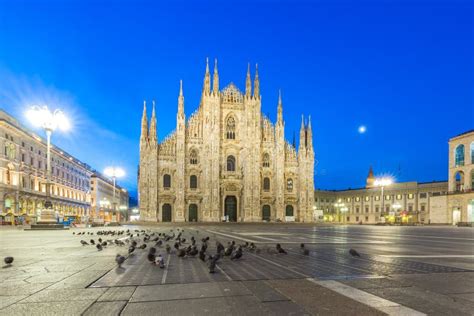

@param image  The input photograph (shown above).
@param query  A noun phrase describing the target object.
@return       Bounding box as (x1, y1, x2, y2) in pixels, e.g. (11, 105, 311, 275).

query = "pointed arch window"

(226, 116, 236, 139)
(190, 150, 198, 165)
(287, 178, 293, 192)
(190, 175, 198, 189)
(263, 177, 270, 191)
(227, 155, 236, 172)
(163, 174, 171, 189)
(262, 153, 270, 168)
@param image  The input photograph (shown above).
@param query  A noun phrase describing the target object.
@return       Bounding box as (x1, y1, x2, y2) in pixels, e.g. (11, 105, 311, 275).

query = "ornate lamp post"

(104, 167, 125, 222)
(374, 177, 393, 220)
(26, 106, 69, 227)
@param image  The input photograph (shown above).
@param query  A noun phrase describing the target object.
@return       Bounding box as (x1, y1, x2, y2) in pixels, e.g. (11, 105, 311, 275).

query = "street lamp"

(374, 177, 393, 219)
(104, 167, 125, 222)
(26, 105, 69, 224)
(341, 206, 349, 223)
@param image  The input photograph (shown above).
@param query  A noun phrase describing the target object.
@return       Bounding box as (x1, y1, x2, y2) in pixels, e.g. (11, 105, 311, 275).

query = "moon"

(358, 125, 367, 134)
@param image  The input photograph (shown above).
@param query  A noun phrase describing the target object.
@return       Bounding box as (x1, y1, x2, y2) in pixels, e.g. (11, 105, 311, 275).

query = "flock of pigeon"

(2, 228, 361, 271)
(73, 228, 361, 274)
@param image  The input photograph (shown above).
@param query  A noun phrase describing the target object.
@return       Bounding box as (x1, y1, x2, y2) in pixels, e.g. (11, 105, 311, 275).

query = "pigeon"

(231, 247, 243, 260)
(216, 242, 225, 254)
(155, 254, 165, 268)
(199, 250, 206, 262)
(349, 249, 360, 257)
(115, 254, 125, 267)
(208, 256, 217, 273)
(80, 240, 89, 246)
(128, 246, 136, 255)
(177, 248, 186, 258)
(156, 240, 163, 247)
(224, 246, 234, 257)
(276, 244, 287, 254)
(147, 253, 156, 263)
(90, 239, 95, 245)
(138, 244, 147, 250)
(149, 247, 157, 255)
(300, 243, 310, 256)
(73, 232, 75, 235)
(96, 244, 103, 251)
(98, 238, 102, 243)
(165, 244, 171, 254)
(188, 247, 198, 257)
(4, 257, 14, 266)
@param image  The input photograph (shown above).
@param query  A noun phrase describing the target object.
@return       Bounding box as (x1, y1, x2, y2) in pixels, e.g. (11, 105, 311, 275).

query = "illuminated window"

(455, 144, 464, 166)
(365, 196, 370, 201)
(385, 195, 390, 200)
(396, 194, 402, 200)
(346, 197, 351, 202)
(286, 179, 293, 192)
(408, 193, 414, 199)
(355, 197, 360, 202)
(375, 196, 380, 201)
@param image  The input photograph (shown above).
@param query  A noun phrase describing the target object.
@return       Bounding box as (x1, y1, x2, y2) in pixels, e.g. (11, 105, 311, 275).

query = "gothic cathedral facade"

(138, 59, 315, 222)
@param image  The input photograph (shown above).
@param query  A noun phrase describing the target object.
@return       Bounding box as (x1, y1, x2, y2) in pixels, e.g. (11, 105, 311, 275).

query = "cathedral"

(138, 59, 315, 222)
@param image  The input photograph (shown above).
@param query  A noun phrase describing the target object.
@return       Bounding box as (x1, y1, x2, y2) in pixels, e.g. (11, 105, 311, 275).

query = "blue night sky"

(0, 0, 472, 197)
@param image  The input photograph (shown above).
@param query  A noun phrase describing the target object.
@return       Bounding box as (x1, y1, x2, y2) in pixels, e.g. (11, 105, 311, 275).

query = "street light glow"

(104, 167, 125, 178)
(26, 105, 70, 132)
(374, 177, 393, 187)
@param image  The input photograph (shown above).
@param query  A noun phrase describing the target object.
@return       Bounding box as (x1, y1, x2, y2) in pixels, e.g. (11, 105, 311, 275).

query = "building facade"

(90, 173, 129, 223)
(139, 60, 315, 222)
(314, 168, 448, 224)
(447, 130, 474, 223)
(0, 110, 92, 223)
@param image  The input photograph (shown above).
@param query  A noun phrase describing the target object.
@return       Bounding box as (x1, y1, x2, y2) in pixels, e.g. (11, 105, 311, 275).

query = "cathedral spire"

(292, 131, 296, 148)
(203, 57, 211, 95)
(245, 62, 252, 97)
(178, 80, 185, 120)
(277, 89, 283, 125)
(307, 115, 313, 151)
(253, 63, 260, 98)
(140, 100, 148, 143)
(149, 100, 157, 145)
(299, 114, 306, 151)
(213, 58, 219, 94)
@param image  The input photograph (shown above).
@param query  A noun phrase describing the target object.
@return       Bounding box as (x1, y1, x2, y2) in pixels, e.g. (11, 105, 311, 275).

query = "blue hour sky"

(0, 0, 472, 197)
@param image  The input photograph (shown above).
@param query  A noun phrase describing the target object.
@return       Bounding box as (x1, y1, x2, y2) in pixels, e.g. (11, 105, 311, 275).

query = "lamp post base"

(30, 205, 65, 230)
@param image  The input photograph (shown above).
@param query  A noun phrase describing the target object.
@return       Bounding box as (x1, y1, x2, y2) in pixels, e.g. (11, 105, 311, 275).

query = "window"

(385, 195, 390, 200)
(356, 207, 360, 213)
(455, 144, 464, 166)
(396, 194, 402, 200)
(365, 216, 369, 221)
(432, 192, 441, 196)
(421, 205, 425, 212)
(38, 161, 42, 169)
(163, 174, 171, 188)
(346, 197, 351, 202)
(190, 150, 198, 165)
(375, 196, 380, 201)
(408, 205, 413, 212)
(346, 216, 350, 222)
(355, 197, 360, 202)
(226, 155, 236, 172)
(386, 206, 390, 212)
(408, 193, 414, 199)
(21, 153, 25, 162)
(420, 193, 427, 198)
(375, 206, 379, 212)
(263, 177, 270, 191)
(454, 171, 464, 192)
(287, 179, 293, 192)
(285, 205, 294, 216)
(226, 116, 236, 139)
(190, 175, 197, 189)
(21, 142, 25, 147)
(365, 207, 369, 213)
(356, 216, 359, 222)
(365, 196, 370, 202)
(471, 142, 474, 164)
(262, 153, 270, 168)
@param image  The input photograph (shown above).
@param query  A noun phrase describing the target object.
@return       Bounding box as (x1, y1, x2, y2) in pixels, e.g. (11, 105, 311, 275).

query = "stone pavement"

(0, 224, 473, 315)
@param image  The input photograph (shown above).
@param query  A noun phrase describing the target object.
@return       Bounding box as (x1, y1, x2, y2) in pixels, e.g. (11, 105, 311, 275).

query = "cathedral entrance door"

(224, 196, 237, 222)
(189, 204, 198, 222)
(162, 204, 172, 222)
(262, 205, 271, 221)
